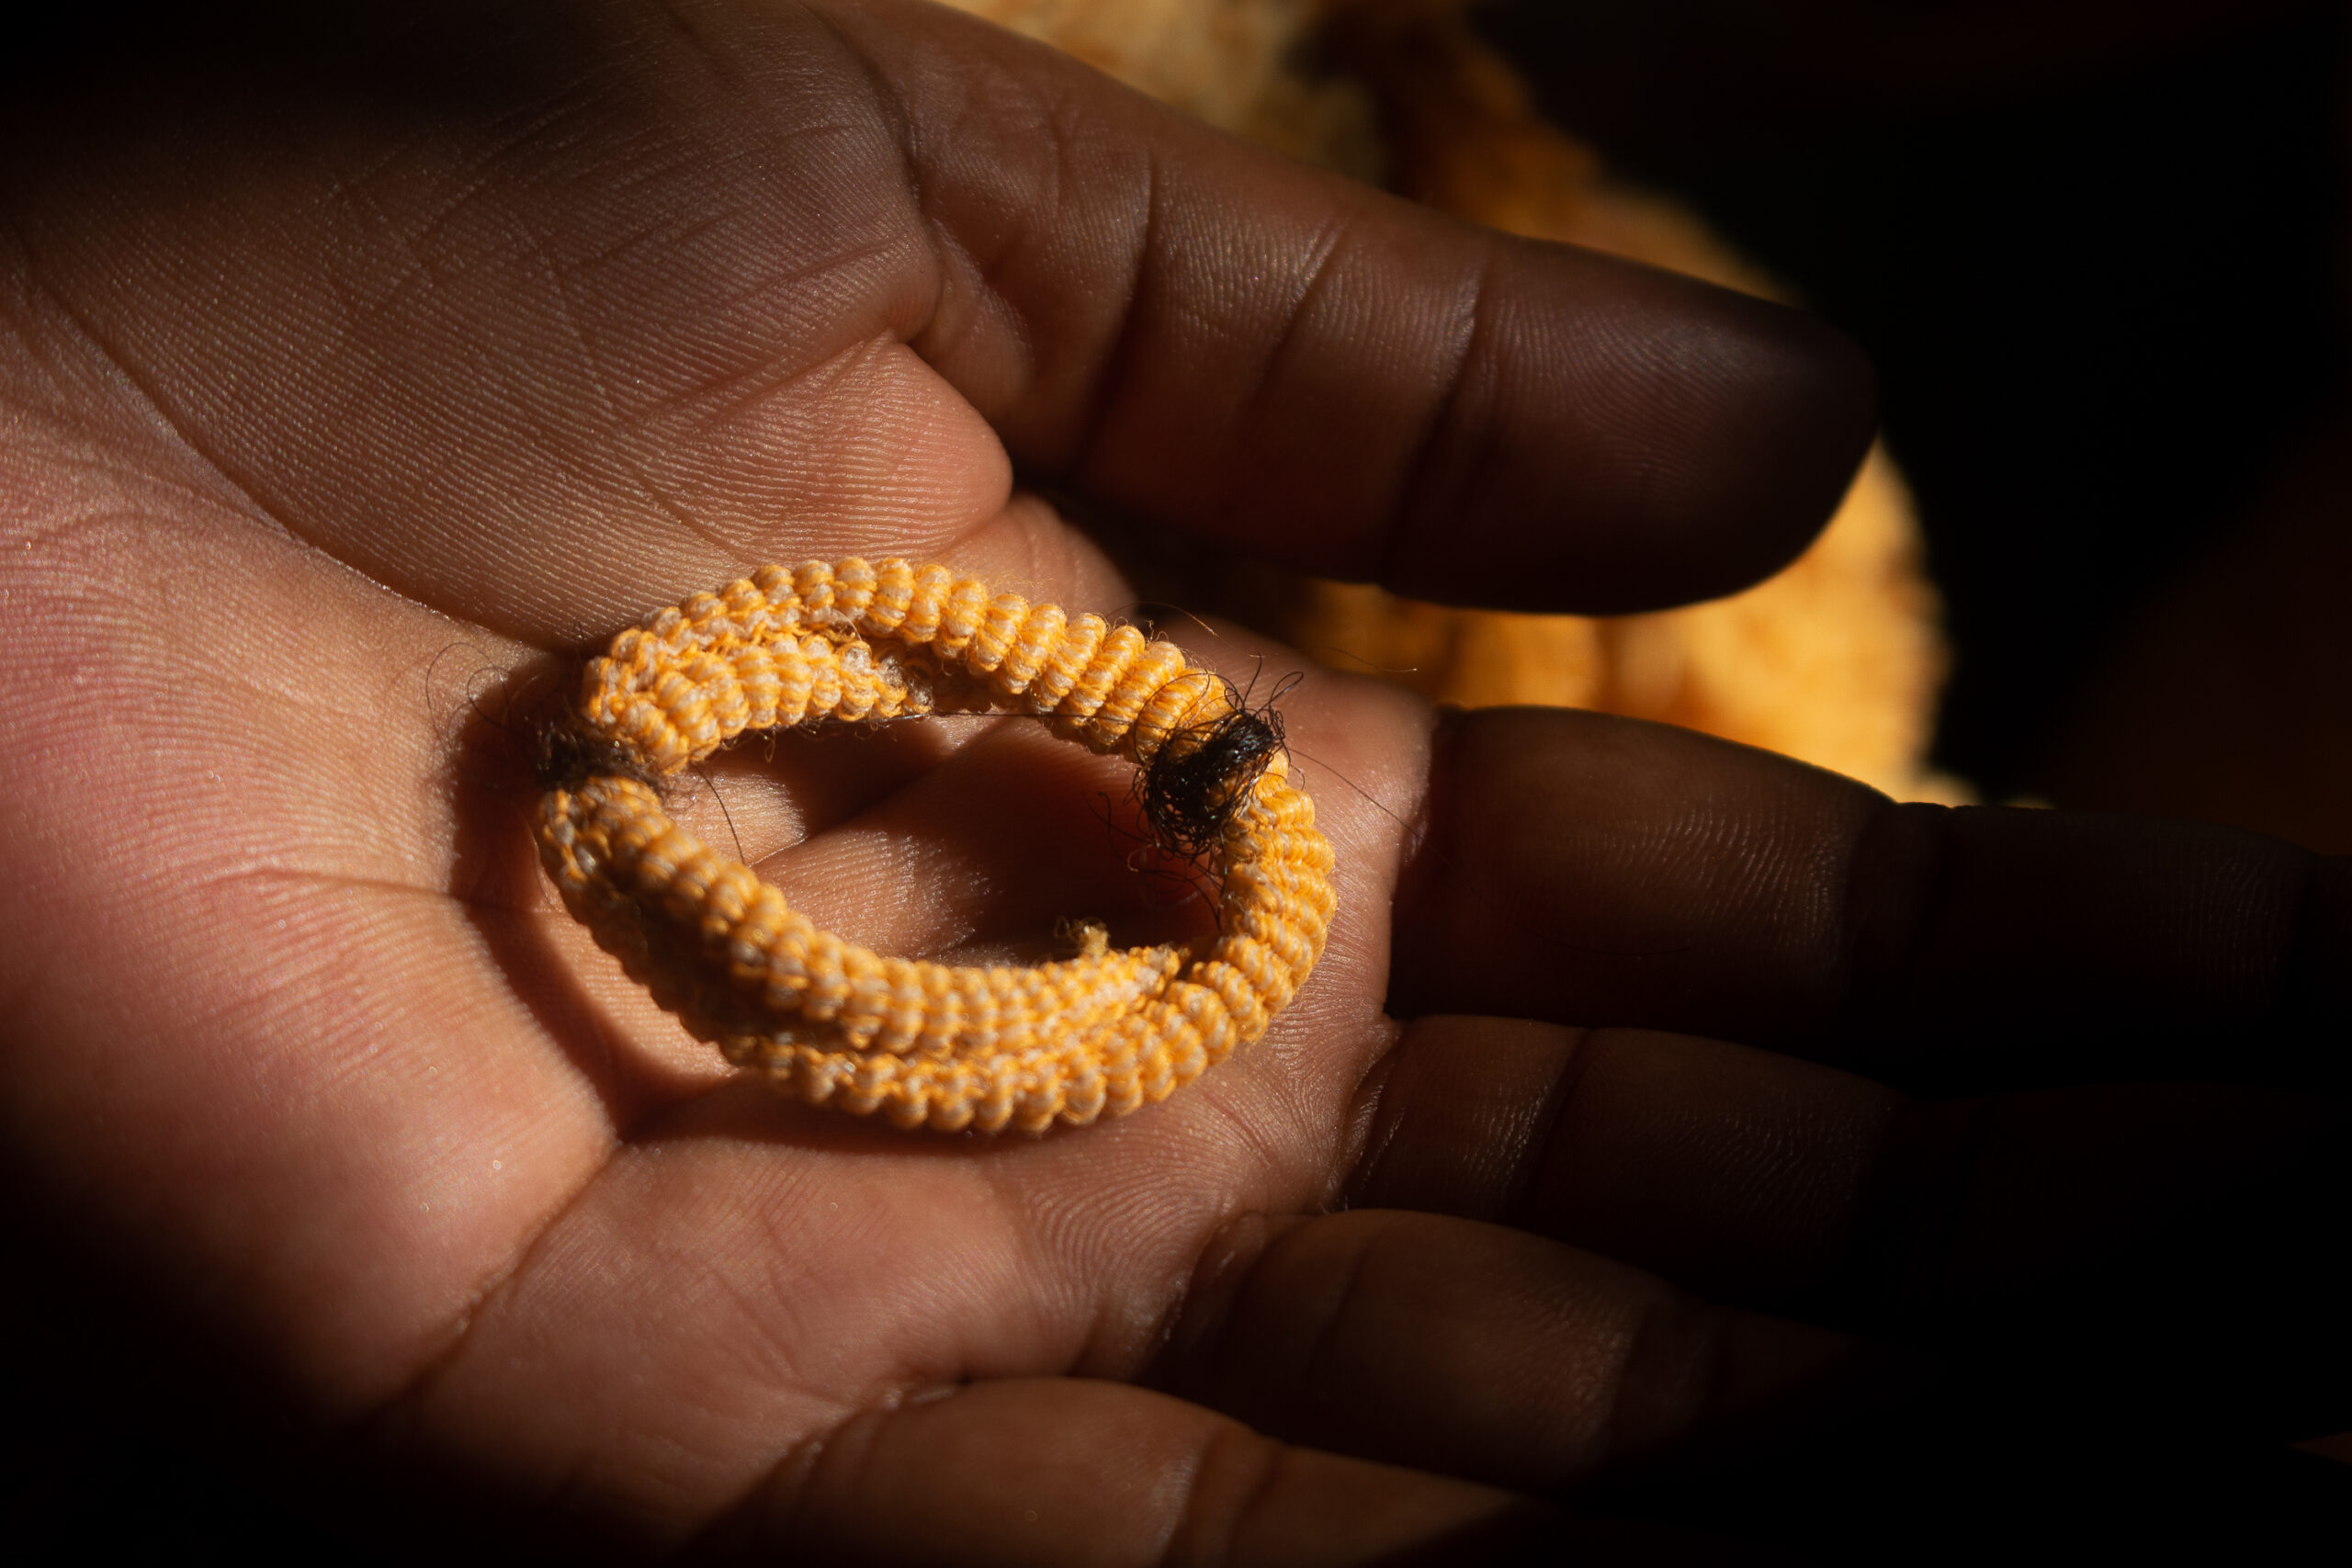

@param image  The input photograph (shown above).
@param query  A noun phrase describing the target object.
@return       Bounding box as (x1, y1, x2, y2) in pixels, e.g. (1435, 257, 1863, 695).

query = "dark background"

(1483, 0, 2350, 804)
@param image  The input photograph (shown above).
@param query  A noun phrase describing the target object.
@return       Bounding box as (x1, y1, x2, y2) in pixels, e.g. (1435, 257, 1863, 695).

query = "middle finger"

(1391, 707, 2352, 1092)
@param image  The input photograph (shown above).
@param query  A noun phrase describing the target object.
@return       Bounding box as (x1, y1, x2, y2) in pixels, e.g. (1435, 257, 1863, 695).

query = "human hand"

(11, 3, 2333, 1562)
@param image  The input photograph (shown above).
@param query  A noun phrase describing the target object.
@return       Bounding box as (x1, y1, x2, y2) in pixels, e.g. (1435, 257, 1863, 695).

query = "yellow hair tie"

(533, 558, 1337, 1134)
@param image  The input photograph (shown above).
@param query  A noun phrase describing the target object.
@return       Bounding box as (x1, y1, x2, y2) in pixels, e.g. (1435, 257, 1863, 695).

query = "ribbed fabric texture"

(535, 559, 1337, 1133)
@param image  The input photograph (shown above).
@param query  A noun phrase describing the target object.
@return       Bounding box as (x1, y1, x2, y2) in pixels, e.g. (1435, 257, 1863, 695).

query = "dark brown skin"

(0, 3, 2342, 1561)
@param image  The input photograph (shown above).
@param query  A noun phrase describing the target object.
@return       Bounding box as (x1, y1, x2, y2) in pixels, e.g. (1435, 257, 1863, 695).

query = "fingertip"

(1382, 248, 1880, 614)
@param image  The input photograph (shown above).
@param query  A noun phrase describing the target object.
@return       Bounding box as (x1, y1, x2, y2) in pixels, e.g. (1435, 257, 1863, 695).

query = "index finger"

(841, 0, 1878, 612)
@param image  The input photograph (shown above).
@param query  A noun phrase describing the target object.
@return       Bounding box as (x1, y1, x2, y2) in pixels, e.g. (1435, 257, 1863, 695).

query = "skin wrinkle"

(701, 1375, 1545, 1563)
(1117, 1211, 1230, 1394)
(694, 1217, 880, 1405)
(507, 208, 630, 431)
(316, 723, 638, 1450)
(358, 1128, 623, 1466)
(894, 123, 1015, 401)
(1289, 1217, 1394, 1438)
(1336, 1048, 1411, 1208)
(278, 1170, 598, 1447)
(682, 1404, 851, 1558)
(1363, 1024, 1561, 1222)
(657, 331, 883, 452)
(470, 306, 708, 558)
(630, 768, 1058, 961)
(987, 1158, 1108, 1360)
(1329, 1011, 1419, 1202)
(399, 146, 550, 268)
(834, 357, 979, 510)
(1185, 1418, 1289, 1565)
(2204, 859, 2302, 1004)
(683, 193, 924, 331)
(0, 251, 180, 428)
(864, 30, 1148, 461)
(1222, 205, 1362, 483)
(1159, 1211, 1276, 1395)
(501, 220, 749, 559)
(1390, 713, 1855, 1032)
(1333, 1018, 1521, 1217)
(908, 219, 1028, 416)
(311, 129, 424, 229)
(1212, 1077, 1328, 1226)
(421, 1156, 919, 1534)
(798, 0, 950, 348)
(745, 1383, 1201, 1563)
(1381, 242, 1496, 591)
(1602, 1292, 1728, 1474)
(420, 95, 725, 287)
(1054, 1179, 1245, 1387)
(1340, 1010, 2345, 1354)
(6, 221, 297, 549)
(315, 230, 435, 363)
(1502, 1025, 1597, 1227)
(654, 0, 754, 97)
(1198, 1219, 1304, 1404)
(1385, 705, 1464, 984)
(1059, 143, 1165, 492)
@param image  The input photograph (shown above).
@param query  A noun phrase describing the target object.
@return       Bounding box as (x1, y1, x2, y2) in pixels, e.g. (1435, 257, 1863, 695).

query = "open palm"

(20, 5, 2337, 1563)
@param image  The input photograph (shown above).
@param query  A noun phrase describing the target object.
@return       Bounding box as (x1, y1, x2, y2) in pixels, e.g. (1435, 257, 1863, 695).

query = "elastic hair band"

(533, 558, 1337, 1134)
